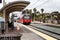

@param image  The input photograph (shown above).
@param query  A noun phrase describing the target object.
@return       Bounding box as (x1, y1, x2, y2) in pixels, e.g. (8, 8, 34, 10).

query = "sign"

(0, 0, 2, 3)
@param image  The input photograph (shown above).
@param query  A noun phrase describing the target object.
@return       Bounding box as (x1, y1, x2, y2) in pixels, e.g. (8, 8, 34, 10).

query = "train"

(17, 14, 32, 25)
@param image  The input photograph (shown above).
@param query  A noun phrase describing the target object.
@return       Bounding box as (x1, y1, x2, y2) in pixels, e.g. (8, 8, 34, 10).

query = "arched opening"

(0, 1, 30, 32)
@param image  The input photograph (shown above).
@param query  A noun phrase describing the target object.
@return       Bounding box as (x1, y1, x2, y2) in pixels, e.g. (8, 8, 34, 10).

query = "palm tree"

(33, 8, 37, 12)
(41, 8, 44, 17)
(41, 8, 44, 13)
(33, 8, 37, 21)
(41, 8, 45, 22)
(22, 10, 26, 14)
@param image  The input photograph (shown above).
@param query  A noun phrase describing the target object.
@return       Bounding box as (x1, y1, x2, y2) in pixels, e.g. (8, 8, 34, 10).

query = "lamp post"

(3, 0, 6, 6)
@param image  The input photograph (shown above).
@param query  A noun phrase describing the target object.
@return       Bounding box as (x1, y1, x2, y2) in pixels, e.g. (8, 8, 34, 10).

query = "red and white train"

(17, 14, 32, 25)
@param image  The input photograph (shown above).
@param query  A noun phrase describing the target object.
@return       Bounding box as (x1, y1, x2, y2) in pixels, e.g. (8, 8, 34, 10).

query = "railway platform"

(0, 22, 44, 40)
(14, 22, 45, 40)
(20, 27, 45, 40)
(32, 21, 60, 28)
(15, 22, 57, 40)
(0, 22, 58, 40)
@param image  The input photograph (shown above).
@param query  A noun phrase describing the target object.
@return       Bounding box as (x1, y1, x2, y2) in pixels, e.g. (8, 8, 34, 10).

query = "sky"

(26, 0, 60, 13)
(0, 0, 60, 13)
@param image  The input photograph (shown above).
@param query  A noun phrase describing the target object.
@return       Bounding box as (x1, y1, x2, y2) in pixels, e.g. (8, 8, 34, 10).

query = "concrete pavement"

(14, 22, 45, 40)
(14, 22, 58, 40)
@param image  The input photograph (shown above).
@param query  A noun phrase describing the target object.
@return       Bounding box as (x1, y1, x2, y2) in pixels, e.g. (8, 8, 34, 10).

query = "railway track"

(27, 25, 60, 40)
(33, 23, 60, 28)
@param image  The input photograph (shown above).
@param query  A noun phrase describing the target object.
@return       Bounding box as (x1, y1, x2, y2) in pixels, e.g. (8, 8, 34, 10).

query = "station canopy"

(0, 1, 30, 13)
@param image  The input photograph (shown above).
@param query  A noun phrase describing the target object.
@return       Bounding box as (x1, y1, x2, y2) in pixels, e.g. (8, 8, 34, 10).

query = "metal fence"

(0, 34, 21, 40)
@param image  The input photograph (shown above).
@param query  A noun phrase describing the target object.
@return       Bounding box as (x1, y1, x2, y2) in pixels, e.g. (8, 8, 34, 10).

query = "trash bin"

(0, 17, 5, 34)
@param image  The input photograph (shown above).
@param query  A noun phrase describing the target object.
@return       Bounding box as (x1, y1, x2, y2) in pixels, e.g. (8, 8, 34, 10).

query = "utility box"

(0, 17, 5, 34)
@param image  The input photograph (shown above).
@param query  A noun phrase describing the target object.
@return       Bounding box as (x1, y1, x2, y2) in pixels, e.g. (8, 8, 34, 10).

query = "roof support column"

(3, 10, 9, 33)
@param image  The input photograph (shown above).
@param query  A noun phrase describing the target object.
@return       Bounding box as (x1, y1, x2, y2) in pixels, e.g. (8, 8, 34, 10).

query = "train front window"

(24, 15, 30, 19)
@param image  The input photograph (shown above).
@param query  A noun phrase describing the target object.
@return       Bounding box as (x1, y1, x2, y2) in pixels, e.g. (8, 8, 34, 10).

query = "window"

(24, 15, 30, 19)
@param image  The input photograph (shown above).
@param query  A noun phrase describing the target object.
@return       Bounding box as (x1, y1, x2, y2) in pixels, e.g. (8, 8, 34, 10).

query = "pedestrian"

(10, 22, 14, 30)
(8, 21, 14, 31)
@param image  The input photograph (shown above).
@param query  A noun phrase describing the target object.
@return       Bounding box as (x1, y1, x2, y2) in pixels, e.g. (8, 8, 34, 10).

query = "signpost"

(0, 0, 2, 3)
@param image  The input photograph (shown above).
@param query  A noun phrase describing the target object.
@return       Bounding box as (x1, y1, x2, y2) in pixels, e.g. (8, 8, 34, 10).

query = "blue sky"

(0, 0, 60, 13)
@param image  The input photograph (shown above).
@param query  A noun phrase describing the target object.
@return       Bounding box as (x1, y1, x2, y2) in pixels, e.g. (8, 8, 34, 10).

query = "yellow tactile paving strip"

(18, 24, 57, 40)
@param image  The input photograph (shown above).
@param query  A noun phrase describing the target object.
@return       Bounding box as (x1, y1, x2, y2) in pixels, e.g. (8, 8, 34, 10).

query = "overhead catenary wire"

(35, 0, 51, 8)
(27, 0, 41, 8)
(27, 0, 50, 9)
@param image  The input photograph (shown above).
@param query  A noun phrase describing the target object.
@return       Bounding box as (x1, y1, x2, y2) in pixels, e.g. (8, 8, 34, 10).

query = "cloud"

(26, 0, 60, 13)
(0, 0, 60, 13)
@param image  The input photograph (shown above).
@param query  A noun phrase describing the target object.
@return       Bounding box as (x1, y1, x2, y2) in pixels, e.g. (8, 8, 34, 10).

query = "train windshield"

(24, 15, 30, 19)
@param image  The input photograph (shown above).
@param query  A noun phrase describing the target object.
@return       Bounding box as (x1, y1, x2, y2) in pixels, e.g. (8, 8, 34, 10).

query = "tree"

(26, 9, 29, 13)
(0, 13, 3, 17)
(51, 11, 60, 24)
(22, 10, 26, 14)
(36, 11, 40, 15)
(33, 8, 37, 12)
(41, 8, 44, 18)
(41, 8, 44, 13)
(29, 9, 32, 14)
(36, 11, 40, 21)
(41, 8, 45, 22)
(33, 8, 37, 21)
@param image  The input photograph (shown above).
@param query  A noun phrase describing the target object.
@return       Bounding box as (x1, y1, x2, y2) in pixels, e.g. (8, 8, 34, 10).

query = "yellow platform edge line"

(21, 24, 57, 40)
